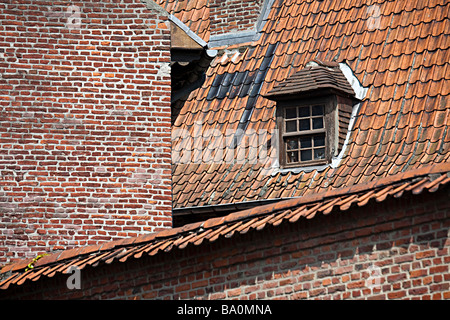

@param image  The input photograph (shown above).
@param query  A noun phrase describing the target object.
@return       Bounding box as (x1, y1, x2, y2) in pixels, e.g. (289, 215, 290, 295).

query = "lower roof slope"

(170, 0, 450, 210)
(155, 0, 210, 42)
(1, 163, 449, 290)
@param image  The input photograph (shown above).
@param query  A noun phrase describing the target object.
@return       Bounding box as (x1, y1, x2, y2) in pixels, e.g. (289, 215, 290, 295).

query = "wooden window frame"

(277, 96, 338, 169)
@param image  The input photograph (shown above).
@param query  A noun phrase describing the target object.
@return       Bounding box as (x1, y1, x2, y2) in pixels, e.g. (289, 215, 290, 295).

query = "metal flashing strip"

(256, 0, 277, 32)
(168, 14, 207, 48)
(274, 62, 369, 174)
(141, 0, 217, 57)
(1, 165, 449, 290)
(331, 62, 368, 167)
(209, 30, 258, 48)
(169, 14, 218, 58)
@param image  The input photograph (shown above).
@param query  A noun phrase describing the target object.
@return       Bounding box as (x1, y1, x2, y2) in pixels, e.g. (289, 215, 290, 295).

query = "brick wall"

(0, 0, 172, 263)
(2, 187, 449, 300)
(210, 0, 263, 36)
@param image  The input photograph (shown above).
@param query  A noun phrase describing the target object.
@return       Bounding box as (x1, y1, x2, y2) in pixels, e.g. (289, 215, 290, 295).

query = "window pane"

(300, 136, 312, 149)
(286, 120, 297, 132)
(299, 119, 310, 131)
(301, 149, 312, 161)
(314, 148, 326, 160)
(287, 150, 299, 163)
(299, 106, 310, 117)
(285, 108, 297, 119)
(314, 134, 325, 147)
(286, 138, 298, 150)
(312, 117, 324, 129)
(312, 105, 324, 116)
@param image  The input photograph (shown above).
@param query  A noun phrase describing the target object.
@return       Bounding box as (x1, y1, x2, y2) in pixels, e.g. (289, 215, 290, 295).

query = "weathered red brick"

(0, 0, 172, 263)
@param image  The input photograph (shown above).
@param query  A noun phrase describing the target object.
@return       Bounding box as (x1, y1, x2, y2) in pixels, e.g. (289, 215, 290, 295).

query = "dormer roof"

(266, 60, 356, 99)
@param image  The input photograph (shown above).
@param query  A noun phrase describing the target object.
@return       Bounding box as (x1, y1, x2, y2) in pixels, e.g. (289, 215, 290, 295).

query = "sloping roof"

(1, 163, 449, 290)
(170, 0, 450, 210)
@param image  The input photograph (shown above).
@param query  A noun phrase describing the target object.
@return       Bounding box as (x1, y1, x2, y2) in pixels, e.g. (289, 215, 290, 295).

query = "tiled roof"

(171, 0, 450, 210)
(1, 163, 449, 290)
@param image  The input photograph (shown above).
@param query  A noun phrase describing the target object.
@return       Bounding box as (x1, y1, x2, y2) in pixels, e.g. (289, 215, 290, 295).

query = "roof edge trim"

(140, 0, 217, 58)
(168, 14, 217, 57)
(338, 62, 368, 101)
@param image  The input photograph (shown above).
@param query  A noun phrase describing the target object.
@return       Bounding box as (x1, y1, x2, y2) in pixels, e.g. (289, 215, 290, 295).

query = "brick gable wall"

(210, 0, 263, 36)
(0, 0, 172, 263)
(2, 188, 449, 300)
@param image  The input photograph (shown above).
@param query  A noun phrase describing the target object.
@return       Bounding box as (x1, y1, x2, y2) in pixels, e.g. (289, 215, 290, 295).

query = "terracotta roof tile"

(155, 0, 210, 41)
(2, 164, 448, 290)
(160, 0, 450, 214)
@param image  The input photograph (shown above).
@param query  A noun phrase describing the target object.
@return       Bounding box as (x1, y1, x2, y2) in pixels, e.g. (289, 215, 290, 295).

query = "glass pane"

(287, 150, 299, 163)
(300, 136, 312, 149)
(312, 117, 324, 129)
(300, 149, 312, 161)
(312, 105, 324, 116)
(285, 108, 297, 119)
(299, 106, 310, 117)
(286, 120, 297, 132)
(286, 138, 298, 150)
(314, 134, 325, 147)
(299, 119, 310, 131)
(314, 148, 326, 160)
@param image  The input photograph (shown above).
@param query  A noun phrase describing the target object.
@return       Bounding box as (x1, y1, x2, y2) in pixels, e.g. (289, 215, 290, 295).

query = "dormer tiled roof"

(266, 60, 356, 99)
(169, 0, 450, 214)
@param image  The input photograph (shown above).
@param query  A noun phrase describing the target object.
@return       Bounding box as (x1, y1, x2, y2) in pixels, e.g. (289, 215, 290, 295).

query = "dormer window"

(266, 60, 359, 169)
(282, 99, 329, 166)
